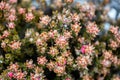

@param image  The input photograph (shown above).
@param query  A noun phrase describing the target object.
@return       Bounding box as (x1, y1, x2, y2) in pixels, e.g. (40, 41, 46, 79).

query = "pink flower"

(76, 56, 91, 69)
(0, 1, 6, 10)
(48, 30, 58, 39)
(9, 63, 19, 72)
(37, 56, 47, 66)
(8, 22, 15, 29)
(46, 61, 55, 71)
(15, 71, 25, 79)
(25, 13, 34, 22)
(64, 31, 72, 39)
(4, 3, 11, 10)
(86, 22, 100, 37)
(109, 26, 119, 35)
(8, 72, 14, 78)
(80, 44, 94, 54)
(54, 66, 65, 75)
(26, 60, 34, 69)
(36, 39, 44, 46)
(0, 1, 10, 10)
(66, 78, 71, 80)
(56, 56, 66, 66)
(39, 32, 49, 41)
(18, 8, 25, 14)
(115, 34, 120, 43)
(55, 36, 68, 49)
(10, 8, 16, 15)
(8, 14, 16, 21)
(48, 47, 59, 57)
(101, 59, 111, 67)
(78, 37, 85, 43)
(80, 45, 86, 54)
(9, 41, 21, 50)
(40, 16, 51, 25)
(72, 13, 80, 22)
(71, 23, 81, 35)
(103, 51, 113, 60)
(109, 40, 118, 49)
(1, 42, 6, 48)
(9, 0, 17, 4)
(85, 44, 94, 54)
(2, 30, 10, 38)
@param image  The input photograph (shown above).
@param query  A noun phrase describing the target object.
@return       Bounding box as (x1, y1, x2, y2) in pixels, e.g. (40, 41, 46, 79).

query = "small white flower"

(29, 38, 33, 42)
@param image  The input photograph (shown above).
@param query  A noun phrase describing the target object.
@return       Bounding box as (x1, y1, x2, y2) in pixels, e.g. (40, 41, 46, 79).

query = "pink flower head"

(8, 14, 16, 22)
(0, 1, 6, 10)
(1, 42, 6, 48)
(15, 71, 25, 79)
(2, 30, 10, 38)
(46, 61, 55, 71)
(55, 36, 68, 48)
(66, 78, 71, 80)
(18, 8, 25, 14)
(110, 40, 118, 49)
(72, 13, 80, 22)
(80, 45, 86, 54)
(109, 26, 119, 35)
(48, 47, 59, 57)
(0, 1, 10, 10)
(86, 22, 100, 37)
(71, 23, 81, 35)
(64, 31, 72, 39)
(25, 13, 34, 22)
(56, 56, 66, 66)
(36, 38, 44, 46)
(76, 55, 91, 69)
(80, 44, 94, 54)
(9, 63, 19, 72)
(8, 72, 13, 78)
(4, 3, 11, 10)
(40, 16, 51, 25)
(85, 44, 94, 54)
(9, 0, 17, 4)
(8, 22, 15, 29)
(37, 56, 47, 66)
(54, 66, 65, 75)
(10, 8, 16, 15)
(9, 41, 21, 50)
(48, 30, 58, 39)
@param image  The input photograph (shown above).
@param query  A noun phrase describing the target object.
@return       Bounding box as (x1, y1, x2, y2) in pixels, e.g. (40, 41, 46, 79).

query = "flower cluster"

(86, 22, 100, 37)
(0, 0, 120, 80)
